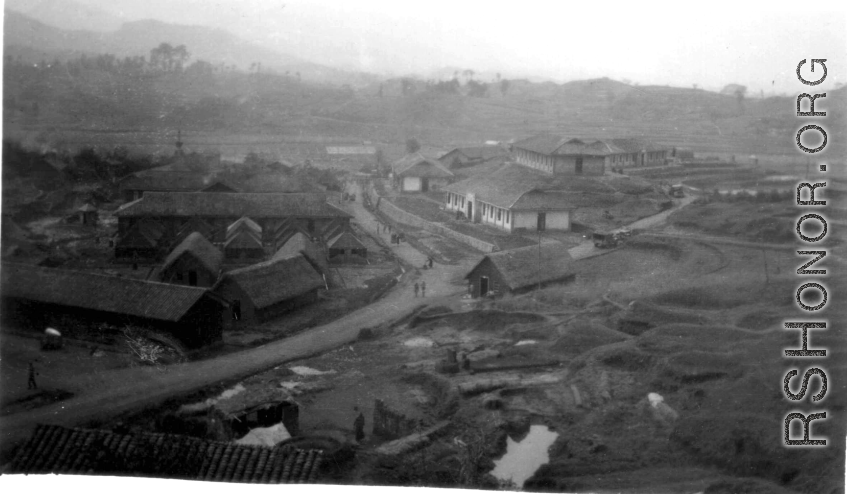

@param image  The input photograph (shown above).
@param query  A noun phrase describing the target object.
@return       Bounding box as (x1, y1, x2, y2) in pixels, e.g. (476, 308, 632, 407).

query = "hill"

(3, 9, 376, 86)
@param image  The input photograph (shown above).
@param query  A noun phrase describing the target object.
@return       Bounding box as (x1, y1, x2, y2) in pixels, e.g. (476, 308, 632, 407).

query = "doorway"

(537, 212, 547, 231)
(421, 177, 430, 192)
(479, 276, 489, 297)
(467, 202, 474, 222)
(575, 157, 583, 174)
(188, 270, 197, 287)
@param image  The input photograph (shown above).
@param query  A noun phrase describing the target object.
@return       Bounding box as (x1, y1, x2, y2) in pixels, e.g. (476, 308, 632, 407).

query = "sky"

(26, 0, 847, 93)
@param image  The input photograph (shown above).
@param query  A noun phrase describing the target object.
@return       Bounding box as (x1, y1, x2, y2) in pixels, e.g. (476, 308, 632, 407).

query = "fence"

(368, 183, 497, 253)
(372, 399, 422, 439)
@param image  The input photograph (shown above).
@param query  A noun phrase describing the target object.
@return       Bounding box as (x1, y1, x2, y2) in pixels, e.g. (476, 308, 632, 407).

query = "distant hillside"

(5, 0, 125, 32)
(3, 9, 377, 86)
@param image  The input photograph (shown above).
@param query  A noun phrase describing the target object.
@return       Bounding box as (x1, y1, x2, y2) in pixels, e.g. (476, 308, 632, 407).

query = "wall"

(161, 255, 218, 288)
(553, 155, 605, 176)
(402, 176, 421, 192)
(466, 258, 508, 298)
(372, 185, 496, 253)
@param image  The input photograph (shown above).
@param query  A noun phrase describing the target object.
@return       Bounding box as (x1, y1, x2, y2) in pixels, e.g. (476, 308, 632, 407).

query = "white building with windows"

(511, 135, 670, 175)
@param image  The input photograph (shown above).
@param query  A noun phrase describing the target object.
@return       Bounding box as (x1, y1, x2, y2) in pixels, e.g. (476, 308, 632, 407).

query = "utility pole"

(536, 227, 542, 299)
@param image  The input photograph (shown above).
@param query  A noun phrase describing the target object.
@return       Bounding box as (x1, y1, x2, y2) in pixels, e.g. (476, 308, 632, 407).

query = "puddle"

(404, 337, 435, 348)
(235, 422, 291, 447)
(180, 383, 246, 413)
(515, 340, 537, 346)
(289, 366, 336, 376)
(490, 425, 559, 487)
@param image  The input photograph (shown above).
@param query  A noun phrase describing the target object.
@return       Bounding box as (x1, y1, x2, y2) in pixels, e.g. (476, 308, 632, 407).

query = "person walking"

(421, 281, 426, 298)
(27, 361, 38, 390)
(414, 282, 420, 298)
(427, 256, 434, 269)
(353, 407, 366, 443)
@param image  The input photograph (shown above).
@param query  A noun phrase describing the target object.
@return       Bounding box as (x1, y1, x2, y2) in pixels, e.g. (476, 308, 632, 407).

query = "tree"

(406, 138, 421, 154)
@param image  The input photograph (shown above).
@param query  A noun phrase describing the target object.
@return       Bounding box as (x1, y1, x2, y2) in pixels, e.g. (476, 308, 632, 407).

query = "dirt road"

(0, 189, 475, 460)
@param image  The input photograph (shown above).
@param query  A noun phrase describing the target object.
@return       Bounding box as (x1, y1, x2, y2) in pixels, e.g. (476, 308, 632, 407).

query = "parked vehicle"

(593, 228, 631, 248)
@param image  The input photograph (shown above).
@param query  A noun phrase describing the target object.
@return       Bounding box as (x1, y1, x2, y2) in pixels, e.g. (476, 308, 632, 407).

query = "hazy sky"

(62, 0, 847, 93)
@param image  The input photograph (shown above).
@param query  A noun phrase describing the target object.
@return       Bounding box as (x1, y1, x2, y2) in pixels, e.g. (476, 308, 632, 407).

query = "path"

(568, 191, 698, 260)
(0, 186, 475, 460)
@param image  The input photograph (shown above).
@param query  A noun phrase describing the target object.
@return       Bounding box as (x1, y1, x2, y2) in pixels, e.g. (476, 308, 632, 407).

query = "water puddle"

(235, 422, 291, 447)
(490, 424, 559, 487)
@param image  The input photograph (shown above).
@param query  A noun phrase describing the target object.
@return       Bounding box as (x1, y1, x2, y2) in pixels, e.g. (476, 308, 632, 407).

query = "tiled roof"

(0, 262, 209, 322)
(466, 242, 574, 291)
(394, 153, 454, 178)
(8, 424, 324, 483)
(161, 232, 223, 275)
(444, 164, 572, 210)
(441, 146, 508, 162)
(512, 134, 668, 156)
(116, 192, 351, 219)
(221, 255, 323, 309)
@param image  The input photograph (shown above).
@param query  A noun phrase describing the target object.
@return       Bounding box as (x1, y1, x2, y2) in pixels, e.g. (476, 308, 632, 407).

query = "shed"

(160, 232, 223, 287)
(464, 242, 574, 298)
(273, 232, 326, 273)
(394, 153, 454, 192)
(223, 230, 265, 262)
(115, 218, 166, 261)
(7, 424, 324, 483)
(1, 262, 226, 348)
(77, 203, 98, 226)
(327, 230, 367, 264)
(214, 386, 301, 438)
(215, 255, 324, 325)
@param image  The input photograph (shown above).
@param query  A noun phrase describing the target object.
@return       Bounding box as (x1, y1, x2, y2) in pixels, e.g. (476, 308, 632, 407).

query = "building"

(214, 255, 325, 326)
(120, 171, 238, 202)
(77, 203, 98, 226)
(511, 135, 670, 175)
(223, 229, 265, 262)
(326, 230, 368, 264)
(115, 192, 351, 246)
(439, 146, 509, 169)
(464, 242, 575, 298)
(160, 232, 223, 287)
(443, 164, 576, 233)
(8, 424, 324, 483)
(393, 153, 454, 192)
(273, 232, 326, 274)
(114, 217, 167, 261)
(1, 262, 226, 348)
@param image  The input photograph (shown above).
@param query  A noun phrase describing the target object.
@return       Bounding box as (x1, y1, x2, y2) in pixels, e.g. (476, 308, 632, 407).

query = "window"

(497, 209, 501, 221)
(176, 272, 183, 282)
(462, 197, 465, 207)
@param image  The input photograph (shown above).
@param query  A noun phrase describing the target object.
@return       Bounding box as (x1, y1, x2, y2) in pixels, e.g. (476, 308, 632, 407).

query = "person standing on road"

(353, 407, 366, 442)
(428, 256, 434, 269)
(414, 282, 420, 297)
(421, 281, 426, 298)
(27, 361, 38, 390)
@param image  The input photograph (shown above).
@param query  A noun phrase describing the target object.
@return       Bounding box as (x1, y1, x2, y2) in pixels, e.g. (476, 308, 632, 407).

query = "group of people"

(414, 281, 426, 297)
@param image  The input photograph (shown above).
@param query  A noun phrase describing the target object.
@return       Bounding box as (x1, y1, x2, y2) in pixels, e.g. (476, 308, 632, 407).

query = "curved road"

(0, 189, 473, 460)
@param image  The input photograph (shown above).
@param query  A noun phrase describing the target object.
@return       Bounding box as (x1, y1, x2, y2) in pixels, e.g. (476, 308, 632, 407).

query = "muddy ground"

(108, 228, 846, 493)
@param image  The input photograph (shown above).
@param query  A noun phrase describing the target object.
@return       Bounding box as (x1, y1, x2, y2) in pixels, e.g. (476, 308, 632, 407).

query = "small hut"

(327, 230, 367, 264)
(77, 203, 98, 226)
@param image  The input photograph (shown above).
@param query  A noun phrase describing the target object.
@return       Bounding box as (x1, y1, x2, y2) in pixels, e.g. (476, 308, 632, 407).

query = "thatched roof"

(1, 262, 211, 322)
(161, 232, 223, 274)
(227, 216, 262, 237)
(116, 192, 350, 219)
(466, 242, 574, 291)
(221, 255, 323, 309)
(394, 153, 454, 178)
(440, 146, 508, 162)
(327, 230, 366, 250)
(7, 424, 324, 483)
